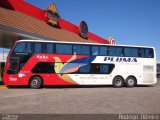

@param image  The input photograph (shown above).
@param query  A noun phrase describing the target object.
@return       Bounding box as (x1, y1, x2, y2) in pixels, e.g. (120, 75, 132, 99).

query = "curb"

(0, 85, 8, 90)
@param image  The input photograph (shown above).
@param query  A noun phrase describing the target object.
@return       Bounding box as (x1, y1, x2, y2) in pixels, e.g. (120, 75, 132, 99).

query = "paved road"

(0, 79, 160, 114)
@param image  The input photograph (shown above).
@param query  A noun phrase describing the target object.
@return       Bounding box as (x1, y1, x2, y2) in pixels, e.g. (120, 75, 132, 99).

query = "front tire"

(126, 76, 136, 87)
(113, 76, 124, 88)
(30, 76, 42, 89)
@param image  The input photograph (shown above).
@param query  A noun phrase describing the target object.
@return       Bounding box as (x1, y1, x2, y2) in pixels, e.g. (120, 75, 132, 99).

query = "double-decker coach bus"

(3, 40, 157, 88)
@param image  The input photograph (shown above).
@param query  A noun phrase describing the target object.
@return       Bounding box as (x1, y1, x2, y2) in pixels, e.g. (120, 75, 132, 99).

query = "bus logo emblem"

(104, 57, 137, 63)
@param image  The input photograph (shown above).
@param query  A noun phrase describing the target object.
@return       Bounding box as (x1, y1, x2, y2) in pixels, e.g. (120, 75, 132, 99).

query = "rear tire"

(126, 76, 136, 87)
(113, 76, 124, 88)
(30, 76, 42, 89)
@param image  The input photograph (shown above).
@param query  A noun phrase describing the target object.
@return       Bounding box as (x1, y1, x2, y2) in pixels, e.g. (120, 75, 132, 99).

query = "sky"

(9, 0, 160, 60)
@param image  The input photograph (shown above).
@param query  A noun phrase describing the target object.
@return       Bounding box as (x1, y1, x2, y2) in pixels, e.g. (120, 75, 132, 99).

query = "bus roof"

(17, 39, 155, 49)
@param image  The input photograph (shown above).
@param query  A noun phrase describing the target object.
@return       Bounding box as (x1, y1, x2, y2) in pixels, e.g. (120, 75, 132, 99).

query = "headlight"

(18, 73, 26, 77)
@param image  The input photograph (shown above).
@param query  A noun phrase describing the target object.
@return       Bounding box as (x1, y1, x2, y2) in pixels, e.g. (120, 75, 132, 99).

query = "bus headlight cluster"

(18, 73, 26, 78)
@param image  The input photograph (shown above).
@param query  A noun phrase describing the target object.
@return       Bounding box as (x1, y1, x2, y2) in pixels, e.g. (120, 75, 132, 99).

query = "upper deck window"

(108, 47, 123, 56)
(56, 44, 72, 54)
(81, 45, 90, 55)
(13, 41, 154, 58)
(73, 45, 82, 54)
(91, 46, 99, 55)
(14, 42, 32, 53)
(35, 43, 41, 53)
(99, 46, 107, 56)
(47, 43, 54, 53)
(140, 48, 154, 58)
(124, 47, 138, 57)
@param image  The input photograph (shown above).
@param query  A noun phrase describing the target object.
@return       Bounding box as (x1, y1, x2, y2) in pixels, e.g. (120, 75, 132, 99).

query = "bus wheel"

(113, 76, 124, 88)
(126, 76, 136, 87)
(30, 76, 42, 89)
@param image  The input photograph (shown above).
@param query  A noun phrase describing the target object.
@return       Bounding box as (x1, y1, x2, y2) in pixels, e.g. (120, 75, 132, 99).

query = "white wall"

(0, 53, 8, 62)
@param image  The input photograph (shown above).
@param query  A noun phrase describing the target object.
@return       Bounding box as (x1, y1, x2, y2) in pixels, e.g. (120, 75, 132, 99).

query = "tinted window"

(47, 43, 54, 53)
(26, 43, 32, 53)
(109, 47, 123, 56)
(124, 47, 138, 57)
(100, 64, 109, 74)
(32, 62, 55, 73)
(91, 64, 115, 74)
(14, 42, 32, 53)
(79, 64, 90, 73)
(56, 44, 72, 54)
(144, 48, 154, 58)
(14, 43, 26, 53)
(92, 46, 99, 55)
(8, 57, 19, 74)
(41, 43, 47, 53)
(91, 64, 100, 74)
(35, 43, 41, 53)
(81, 45, 90, 55)
(99, 46, 107, 56)
(73, 45, 81, 54)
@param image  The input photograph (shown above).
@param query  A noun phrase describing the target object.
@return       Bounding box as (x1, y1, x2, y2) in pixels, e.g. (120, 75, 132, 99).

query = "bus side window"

(79, 64, 90, 73)
(117, 47, 123, 56)
(56, 44, 72, 54)
(124, 47, 138, 57)
(108, 47, 123, 56)
(47, 43, 54, 54)
(99, 46, 107, 56)
(91, 64, 100, 74)
(35, 43, 41, 53)
(145, 48, 154, 58)
(90, 64, 115, 74)
(138, 48, 143, 57)
(41, 43, 47, 53)
(26, 42, 32, 53)
(32, 62, 55, 73)
(100, 64, 109, 74)
(91, 46, 99, 55)
(140, 48, 154, 58)
(73, 45, 82, 54)
(81, 45, 90, 55)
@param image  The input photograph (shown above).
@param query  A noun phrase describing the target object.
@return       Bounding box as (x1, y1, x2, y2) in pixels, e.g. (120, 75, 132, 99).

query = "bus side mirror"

(1, 62, 5, 69)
